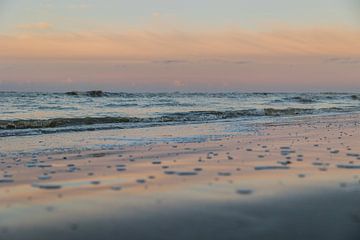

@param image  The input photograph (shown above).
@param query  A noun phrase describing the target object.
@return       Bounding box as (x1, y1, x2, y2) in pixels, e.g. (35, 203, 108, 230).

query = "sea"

(1, 91, 359, 157)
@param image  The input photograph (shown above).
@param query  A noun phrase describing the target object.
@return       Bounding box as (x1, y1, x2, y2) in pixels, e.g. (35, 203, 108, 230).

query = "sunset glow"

(0, 0, 359, 91)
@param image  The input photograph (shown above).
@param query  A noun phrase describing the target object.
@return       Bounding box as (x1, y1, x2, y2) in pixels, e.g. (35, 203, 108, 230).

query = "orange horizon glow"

(1, 26, 360, 60)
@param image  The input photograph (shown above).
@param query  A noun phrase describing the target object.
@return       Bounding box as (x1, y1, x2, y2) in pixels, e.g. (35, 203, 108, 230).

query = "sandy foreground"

(1, 114, 360, 240)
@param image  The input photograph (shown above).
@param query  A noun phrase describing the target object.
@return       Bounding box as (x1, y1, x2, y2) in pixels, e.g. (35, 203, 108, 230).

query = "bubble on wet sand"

(111, 186, 122, 191)
(236, 189, 253, 195)
(32, 183, 62, 190)
(218, 172, 231, 176)
(280, 146, 291, 150)
(254, 166, 290, 170)
(164, 170, 176, 175)
(116, 167, 127, 172)
(312, 162, 329, 166)
(67, 166, 78, 172)
(176, 171, 198, 176)
(136, 179, 146, 184)
(0, 178, 14, 183)
(115, 164, 127, 171)
(337, 164, 360, 169)
(278, 160, 292, 166)
(347, 153, 360, 157)
(90, 180, 101, 185)
(280, 147, 293, 155)
(38, 174, 52, 180)
(37, 164, 52, 168)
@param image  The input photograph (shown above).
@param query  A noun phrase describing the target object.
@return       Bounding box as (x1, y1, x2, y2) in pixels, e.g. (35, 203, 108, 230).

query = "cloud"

(1, 26, 360, 60)
(16, 22, 52, 31)
(152, 59, 188, 64)
(325, 57, 360, 64)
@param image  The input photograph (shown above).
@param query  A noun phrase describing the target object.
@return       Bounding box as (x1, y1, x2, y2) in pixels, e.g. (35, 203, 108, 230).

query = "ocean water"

(1, 92, 360, 138)
(1, 91, 360, 158)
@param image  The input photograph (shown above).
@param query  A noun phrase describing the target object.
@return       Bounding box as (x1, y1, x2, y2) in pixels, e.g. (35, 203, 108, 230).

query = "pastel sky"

(0, 0, 360, 92)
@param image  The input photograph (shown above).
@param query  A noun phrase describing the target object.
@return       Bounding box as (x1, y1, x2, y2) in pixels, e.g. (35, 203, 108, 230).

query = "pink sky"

(0, 0, 359, 91)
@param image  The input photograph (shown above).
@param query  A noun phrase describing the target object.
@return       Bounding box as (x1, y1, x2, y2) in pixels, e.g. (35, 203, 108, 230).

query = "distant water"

(1, 92, 359, 137)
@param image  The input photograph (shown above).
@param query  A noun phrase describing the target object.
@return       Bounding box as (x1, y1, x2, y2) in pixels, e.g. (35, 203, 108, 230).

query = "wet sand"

(1, 114, 360, 240)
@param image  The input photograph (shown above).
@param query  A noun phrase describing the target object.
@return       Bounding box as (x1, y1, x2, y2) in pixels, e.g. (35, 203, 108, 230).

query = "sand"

(0, 113, 360, 239)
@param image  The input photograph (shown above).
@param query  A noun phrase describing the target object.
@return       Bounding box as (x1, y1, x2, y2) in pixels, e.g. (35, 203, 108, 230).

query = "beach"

(1, 112, 360, 240)
(1, 0, 359, 239)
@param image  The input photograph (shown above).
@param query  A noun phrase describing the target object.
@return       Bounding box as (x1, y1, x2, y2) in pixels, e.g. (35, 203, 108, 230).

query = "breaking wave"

(0, 107, 355, 136)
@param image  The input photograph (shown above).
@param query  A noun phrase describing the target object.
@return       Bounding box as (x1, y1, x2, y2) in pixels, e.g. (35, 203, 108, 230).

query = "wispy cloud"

(325, 57, 360, 64)
(152, 59, 189, 64)
(1, 26, 360, 60)
(16, 22, 52, 31)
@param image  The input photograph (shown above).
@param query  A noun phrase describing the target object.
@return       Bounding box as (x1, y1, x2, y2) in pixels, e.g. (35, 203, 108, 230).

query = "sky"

(0, 0, 360, 92)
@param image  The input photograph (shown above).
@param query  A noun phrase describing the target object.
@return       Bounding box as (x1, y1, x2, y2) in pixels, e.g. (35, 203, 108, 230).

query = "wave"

(65, 90, 105, 97)
(104, 103, 138, 108)
(351, 95, 360, 100)
(284, 96, 317, 104)
(0, 117, 138, 130)
(0, 107, 355, 131)
(2, 91, 360, 102)
(281, 94, 360, 103)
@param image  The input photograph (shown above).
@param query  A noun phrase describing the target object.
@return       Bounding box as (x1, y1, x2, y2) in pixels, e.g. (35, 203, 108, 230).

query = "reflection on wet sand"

(1, 114, 360, 239)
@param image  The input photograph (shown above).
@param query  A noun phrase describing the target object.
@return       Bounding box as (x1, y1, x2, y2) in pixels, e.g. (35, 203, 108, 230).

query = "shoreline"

(0, 113, 360, 239)
(1, 111, 359, 157)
